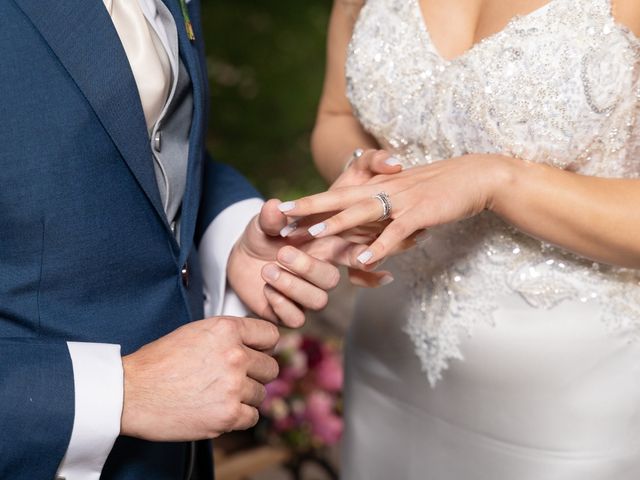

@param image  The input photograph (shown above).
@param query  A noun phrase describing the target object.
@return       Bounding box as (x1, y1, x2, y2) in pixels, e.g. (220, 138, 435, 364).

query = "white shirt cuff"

(200, 198, 264, 318)
(57, 342, 123, 480)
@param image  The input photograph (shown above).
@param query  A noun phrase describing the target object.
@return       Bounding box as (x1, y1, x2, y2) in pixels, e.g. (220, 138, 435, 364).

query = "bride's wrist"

(483, 154, 521, 213)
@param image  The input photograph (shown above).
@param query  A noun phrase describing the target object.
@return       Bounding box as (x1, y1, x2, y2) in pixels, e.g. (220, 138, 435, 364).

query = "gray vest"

(149, 1, 193, 241)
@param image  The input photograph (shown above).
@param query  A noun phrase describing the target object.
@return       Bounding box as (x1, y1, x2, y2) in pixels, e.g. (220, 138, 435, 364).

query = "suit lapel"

(14, 0, 167, 223)
(16, 0, 209, 257)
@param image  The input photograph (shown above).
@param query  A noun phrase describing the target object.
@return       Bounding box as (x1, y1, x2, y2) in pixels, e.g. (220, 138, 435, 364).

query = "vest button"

(181, 264, 189, 288)
(153, 131, 162, 152)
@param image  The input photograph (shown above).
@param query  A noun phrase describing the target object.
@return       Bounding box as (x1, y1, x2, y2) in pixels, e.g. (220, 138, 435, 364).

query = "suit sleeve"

(0, 338, 75, 479)
(196, 155, 264, 316)
(195, 154, 262, 246)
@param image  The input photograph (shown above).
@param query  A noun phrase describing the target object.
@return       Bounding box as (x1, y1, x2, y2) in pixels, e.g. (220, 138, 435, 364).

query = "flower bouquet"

(259, 332, 344, 455)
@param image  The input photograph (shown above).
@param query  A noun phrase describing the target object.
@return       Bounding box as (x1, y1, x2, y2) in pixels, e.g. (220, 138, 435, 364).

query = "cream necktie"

(104, 0, 172, 132)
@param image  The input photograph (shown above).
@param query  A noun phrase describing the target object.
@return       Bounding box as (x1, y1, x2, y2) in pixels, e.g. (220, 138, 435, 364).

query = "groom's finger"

(276, 246, 340, 291)
(261, 263, 329, 311)
(259, 199, 290, 236)
(263, 284, 306, 328)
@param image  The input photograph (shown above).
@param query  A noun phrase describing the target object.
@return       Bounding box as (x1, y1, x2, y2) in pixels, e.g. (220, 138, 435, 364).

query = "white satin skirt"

(341, 263, 640, 479)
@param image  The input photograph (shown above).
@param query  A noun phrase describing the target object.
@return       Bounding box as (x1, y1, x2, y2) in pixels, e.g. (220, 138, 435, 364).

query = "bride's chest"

(346, 0, 640, 175)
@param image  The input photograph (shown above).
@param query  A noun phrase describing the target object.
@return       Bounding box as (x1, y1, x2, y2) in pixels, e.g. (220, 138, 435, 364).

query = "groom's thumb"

(259, 199, 289, 236)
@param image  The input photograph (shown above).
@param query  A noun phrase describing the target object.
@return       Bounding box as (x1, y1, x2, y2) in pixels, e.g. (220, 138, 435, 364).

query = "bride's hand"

(280, 148, 411, 286)
(278, 154, 510, 266)
(331, 148, 403, 190)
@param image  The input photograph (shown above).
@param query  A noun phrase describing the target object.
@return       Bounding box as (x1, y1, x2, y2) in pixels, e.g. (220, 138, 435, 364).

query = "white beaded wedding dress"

(341, 0, 640, 478)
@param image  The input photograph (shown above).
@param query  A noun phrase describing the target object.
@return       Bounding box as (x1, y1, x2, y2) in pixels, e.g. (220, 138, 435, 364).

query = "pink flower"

(281, 350, 308, 381)
(262, 379, 293, 413)
(301, 336, 324, 368)
(269, 398, 290, 421)
(314, 352, 343, 392)
(274, 415, 296, 432)
(305, 391, 343, 445)
(276, 332, 303, 353)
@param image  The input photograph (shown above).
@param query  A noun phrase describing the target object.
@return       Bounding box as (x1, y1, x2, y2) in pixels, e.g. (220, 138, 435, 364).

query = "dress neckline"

(413, 0, 640, 64)
(414, 0, 559, 63)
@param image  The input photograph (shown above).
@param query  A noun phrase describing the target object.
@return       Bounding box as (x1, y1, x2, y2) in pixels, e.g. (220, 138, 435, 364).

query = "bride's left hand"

(279, 154, 510, 266)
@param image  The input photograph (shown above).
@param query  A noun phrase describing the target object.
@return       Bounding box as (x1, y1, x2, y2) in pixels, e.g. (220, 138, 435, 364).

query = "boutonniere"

(178, 0, 196, 41)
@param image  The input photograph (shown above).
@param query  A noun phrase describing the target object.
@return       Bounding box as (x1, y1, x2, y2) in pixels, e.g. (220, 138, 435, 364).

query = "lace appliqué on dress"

(346, 0, 640, 385)
(399, 216, 640, 386)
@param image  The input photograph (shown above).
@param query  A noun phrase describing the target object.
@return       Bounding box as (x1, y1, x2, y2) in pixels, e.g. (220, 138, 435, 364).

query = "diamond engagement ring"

(373, 192, 392, 221)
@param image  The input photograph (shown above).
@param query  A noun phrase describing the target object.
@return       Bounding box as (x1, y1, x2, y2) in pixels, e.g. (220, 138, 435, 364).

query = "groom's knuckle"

(326, 267, 340, 289)
(296, 255, 314, 275)
(279, 274, 294, 290)
(311, 291, 329, 310)
(267, 287, 285, 306)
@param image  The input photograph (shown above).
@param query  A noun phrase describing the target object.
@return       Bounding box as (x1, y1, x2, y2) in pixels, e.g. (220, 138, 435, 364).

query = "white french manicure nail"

(379, 275, 395, 286)
(357, 250, 374, 264)
(385, 157, 403, 167)
(414, 229, 431, 244)
(308, 222, 326, 237)
(280, 222, 298, 238)
(278, 201, 296, 213)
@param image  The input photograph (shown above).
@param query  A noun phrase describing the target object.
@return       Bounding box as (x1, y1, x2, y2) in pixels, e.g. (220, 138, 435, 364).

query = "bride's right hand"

(332, 149, 412, 287)
(331, 148, 403, 190)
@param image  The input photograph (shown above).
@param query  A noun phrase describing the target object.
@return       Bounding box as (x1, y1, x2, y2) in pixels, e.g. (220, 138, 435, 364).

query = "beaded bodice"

(346, 0, 640, 385)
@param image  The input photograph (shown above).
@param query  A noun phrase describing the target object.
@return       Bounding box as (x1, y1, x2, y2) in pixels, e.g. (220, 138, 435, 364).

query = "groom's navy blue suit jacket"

(0, 0, 259, 478)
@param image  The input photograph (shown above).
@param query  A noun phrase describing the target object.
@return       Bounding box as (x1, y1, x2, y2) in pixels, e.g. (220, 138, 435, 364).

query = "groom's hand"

(120, 316, 279, 441)
(228, 199, 393, 328)
(227, 200, 342, 328)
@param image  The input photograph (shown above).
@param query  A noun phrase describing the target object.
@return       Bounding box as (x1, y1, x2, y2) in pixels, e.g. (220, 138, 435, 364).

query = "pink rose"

(301, 336, 324, 368)
(305, 391, 343, 445)
(314, 352, 343, 392)
(281, 350, 308, 381)
(261, 379, 293, 413)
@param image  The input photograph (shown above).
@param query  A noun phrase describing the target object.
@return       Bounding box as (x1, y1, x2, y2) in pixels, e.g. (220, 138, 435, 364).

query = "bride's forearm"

(311, 112, 378, 183)
(311, 0, 378, 183)
(489, 156, 640, 268)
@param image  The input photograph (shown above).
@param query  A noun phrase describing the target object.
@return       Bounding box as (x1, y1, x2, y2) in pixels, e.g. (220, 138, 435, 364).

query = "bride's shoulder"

(333, 0, 368, 25)
(336, 0, 367, 13)
(612, 0, 640, 38)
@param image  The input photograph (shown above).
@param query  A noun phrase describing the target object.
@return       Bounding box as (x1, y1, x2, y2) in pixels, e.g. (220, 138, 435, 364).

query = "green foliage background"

(201, 0, 332, 200)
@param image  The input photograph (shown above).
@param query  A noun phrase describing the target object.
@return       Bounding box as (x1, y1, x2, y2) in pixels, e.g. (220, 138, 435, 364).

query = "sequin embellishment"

(346, 0, 640, 385)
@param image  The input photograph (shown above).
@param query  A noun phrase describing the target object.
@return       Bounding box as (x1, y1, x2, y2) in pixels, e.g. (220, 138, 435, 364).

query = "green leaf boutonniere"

(178, 0, 195, 41)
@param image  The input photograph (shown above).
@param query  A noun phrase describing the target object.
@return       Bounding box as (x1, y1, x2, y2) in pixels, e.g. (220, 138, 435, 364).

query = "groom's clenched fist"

(120, 316, 279, 441)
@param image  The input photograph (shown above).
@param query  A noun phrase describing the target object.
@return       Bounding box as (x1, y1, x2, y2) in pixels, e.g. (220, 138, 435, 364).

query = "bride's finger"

(367, 152, 403, 174)
(355, 214, 422, 265)
(306, 197, 385, 239)
(278, 185, 381, 217)
(353, 149, 403, 174)
(348, 268, 395, 288)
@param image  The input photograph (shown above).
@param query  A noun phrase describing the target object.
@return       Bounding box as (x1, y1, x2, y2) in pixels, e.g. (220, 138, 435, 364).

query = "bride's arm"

(489, 157, 640, 269)
(281, 154, 640, 269)
(311, 0, 380, 182)
(278, 2, 640, 269)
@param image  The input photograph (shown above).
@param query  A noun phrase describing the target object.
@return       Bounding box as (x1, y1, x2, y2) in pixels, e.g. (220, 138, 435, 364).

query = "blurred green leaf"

(202, 0, 331, 199)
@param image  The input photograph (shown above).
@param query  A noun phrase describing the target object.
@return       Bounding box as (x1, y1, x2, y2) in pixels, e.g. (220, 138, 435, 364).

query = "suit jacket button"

(181, 264, 189, 288)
